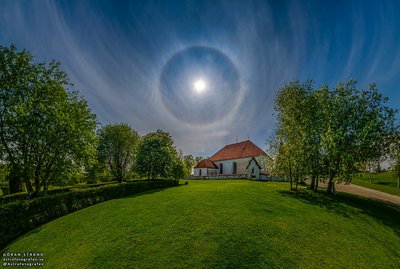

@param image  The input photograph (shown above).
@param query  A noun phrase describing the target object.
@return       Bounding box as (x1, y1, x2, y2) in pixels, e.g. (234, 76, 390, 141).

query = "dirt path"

(314, 181, 400, 206)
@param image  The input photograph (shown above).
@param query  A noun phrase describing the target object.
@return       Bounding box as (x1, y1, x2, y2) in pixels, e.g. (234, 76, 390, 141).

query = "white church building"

(193, 140, 271, 180)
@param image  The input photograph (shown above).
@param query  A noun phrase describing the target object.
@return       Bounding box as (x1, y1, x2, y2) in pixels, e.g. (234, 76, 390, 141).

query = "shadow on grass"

(278, 189, 400, 236)
(376, 181, 392, 186)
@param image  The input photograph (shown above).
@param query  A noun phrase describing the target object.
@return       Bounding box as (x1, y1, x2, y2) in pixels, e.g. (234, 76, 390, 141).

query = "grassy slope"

(4, 181, 400, 269)
(352, 172, 400, 196)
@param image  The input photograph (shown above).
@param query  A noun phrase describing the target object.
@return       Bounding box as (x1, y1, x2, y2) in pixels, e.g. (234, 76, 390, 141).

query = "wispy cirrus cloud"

(1, 0, 399, 156)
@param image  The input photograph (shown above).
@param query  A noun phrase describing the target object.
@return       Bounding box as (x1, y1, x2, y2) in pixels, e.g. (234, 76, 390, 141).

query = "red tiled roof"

(209, 140, 267, 162)
(194, 159, 218, 169)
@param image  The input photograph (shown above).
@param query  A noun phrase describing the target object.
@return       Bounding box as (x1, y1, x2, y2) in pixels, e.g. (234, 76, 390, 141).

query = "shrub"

(46, 186, 78, 195)
(0, 182, 123, 204)
(0, 180, 179, 249)
(0, 192, 30, 204)
(76, 181, 118, 189)
(0, 186, 78, 204)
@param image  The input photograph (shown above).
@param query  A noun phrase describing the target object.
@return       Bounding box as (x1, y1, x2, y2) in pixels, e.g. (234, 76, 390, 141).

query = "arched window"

(219, 163, 223, 174)
(233, 162, 237, 174)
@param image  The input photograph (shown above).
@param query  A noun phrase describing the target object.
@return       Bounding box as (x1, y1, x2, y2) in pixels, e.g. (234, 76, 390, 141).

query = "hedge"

(0, 181, 122, 204)
(0, 180, 179, 249)
(75, 181, 118, 189)
(0, 192, 31, 204)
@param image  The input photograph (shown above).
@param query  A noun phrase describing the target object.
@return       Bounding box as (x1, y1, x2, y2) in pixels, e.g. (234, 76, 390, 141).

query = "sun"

(193, 79, 206, 94)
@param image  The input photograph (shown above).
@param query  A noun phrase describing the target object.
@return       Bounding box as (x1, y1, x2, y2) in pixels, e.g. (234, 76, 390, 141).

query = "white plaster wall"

(236, 157, 253, 174)
(194, 168, 207, 176)
(214, 158, 251, 174)
(194, 156, 269, 176)
(194, 168, 218, 176)
(207, 168, 218, 175)
(214, 156, 269, 175)
(214, 159, 233, 174)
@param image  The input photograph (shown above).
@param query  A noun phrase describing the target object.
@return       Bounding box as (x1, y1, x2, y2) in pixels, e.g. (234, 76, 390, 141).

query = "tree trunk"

(295, 177, 299, 192)
(42, 180, 48, 195)
(310, 176, 315, 191)
(314, 177, 319, 192)
(397, 177, 399, 189)
(25, 178, 34, 194)
(289, 164, 293, 191)
(34, 179, 41, 197)
(8, 171, 23, 194)
(369, 173, 372, 183)
(150, 161, 154, 180)
(327, 174, 336, 195)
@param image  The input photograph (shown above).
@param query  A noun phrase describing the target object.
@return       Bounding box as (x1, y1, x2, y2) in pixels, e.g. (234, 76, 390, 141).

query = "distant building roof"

(194, 159, 218, 169)
(209, 140, 267, 162)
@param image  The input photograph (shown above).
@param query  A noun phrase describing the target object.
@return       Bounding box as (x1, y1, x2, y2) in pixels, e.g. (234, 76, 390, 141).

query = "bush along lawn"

(0, 181, 126, 204)
(0, 180, 178, 249)
(351, 172, 400, 196)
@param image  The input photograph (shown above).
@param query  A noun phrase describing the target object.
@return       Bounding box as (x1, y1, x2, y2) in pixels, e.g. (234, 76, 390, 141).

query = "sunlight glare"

(193, 79, 206, 94)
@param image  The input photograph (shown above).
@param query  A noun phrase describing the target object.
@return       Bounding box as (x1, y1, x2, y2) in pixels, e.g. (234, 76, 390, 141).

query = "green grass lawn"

(352, 172, 400, 196)
(3, 180, 400, 268)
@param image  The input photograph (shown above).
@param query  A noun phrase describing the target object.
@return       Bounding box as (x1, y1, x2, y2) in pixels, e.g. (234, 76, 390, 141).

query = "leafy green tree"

(274, 81, 314, 191)
(318, 81, 395, 194)
(389, 130, 400, 189)
(303, 88, 325, 191)
(265, 135, 291, 182)
(183, 154, 195, 177)
(135, 130, 178, 179)
(194, 156, 204, 165)
(97, 124, 140, 183)
(365, 158, 382, 183)
(392, 159, 400, 189)
(272, 80, 395, 195)
(171, 156, 186, 179)
(0, 45, 97, 195)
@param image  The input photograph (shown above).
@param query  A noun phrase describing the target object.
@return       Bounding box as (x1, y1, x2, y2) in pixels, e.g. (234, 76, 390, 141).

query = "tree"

(194, 156, 204, 165)
(171, 156, 186, 179)
(365, 158, 382, 183)
(392, 158, 400, 189)
(272, 80, 396, 195)
(183, 154, 195, 177)
(135, 130, 178, 179)
(0, 45, 97, 195)
(273, 81, 314, 191)
(266, 135, 290, 185)
(318, 81, 395, 194)
(389, 130, 400, 189)
(97, 124, 140, 183)
(265, 135, 292, 183)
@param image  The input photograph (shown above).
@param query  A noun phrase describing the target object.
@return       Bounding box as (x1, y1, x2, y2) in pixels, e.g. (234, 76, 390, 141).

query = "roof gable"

(246, 157, 262, 169)
(194, 159, 218, 169)
(209, 140, 266, 162)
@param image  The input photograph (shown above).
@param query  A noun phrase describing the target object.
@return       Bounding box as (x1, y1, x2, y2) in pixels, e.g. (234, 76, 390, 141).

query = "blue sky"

(1, 0, 400, 157)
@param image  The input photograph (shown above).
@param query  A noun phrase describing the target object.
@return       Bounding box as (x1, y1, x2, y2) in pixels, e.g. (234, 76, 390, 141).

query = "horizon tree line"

(1, 44, 399, 197)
